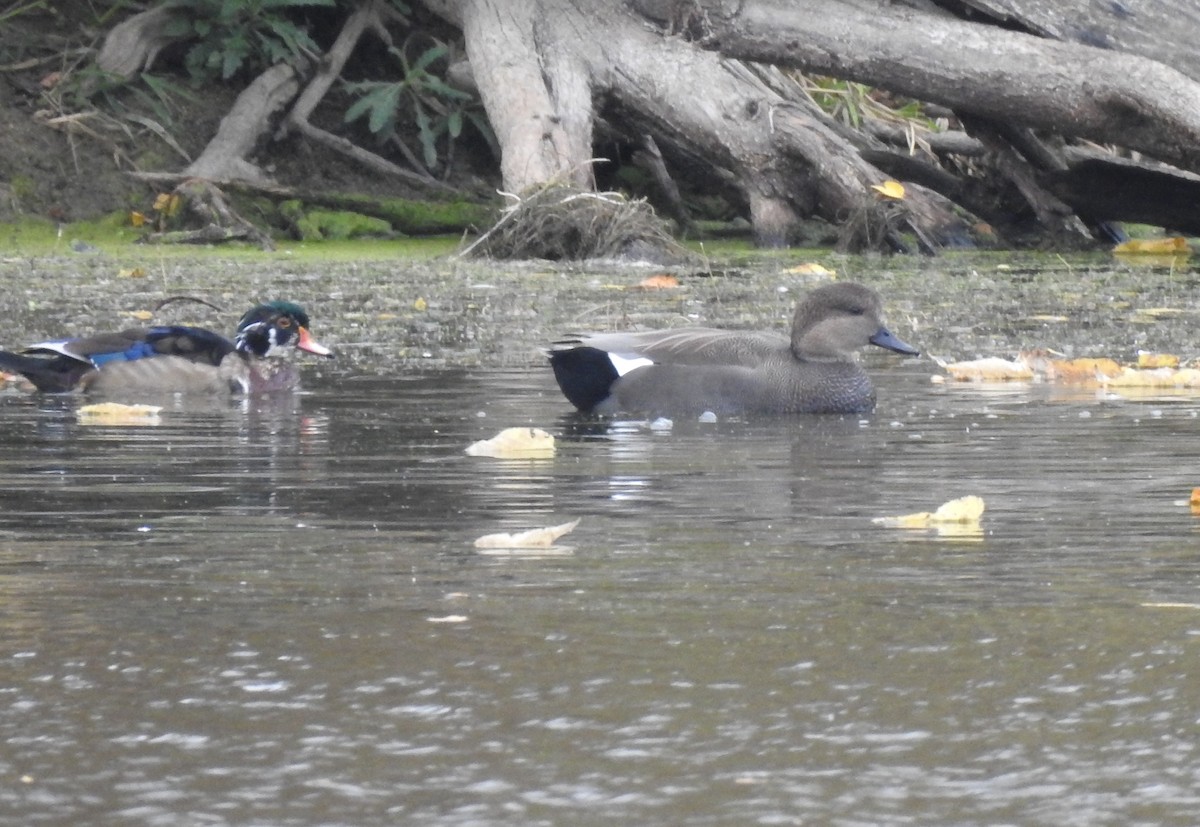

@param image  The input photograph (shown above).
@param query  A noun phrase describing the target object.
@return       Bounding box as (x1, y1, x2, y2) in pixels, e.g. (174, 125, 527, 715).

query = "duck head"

(790, 282, 918, 362)
(234, 301, 334, 360)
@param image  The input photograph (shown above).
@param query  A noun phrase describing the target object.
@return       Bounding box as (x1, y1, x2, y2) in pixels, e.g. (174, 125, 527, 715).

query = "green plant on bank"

(165, 0, 335, 82)
(343, 36, 495, 176)
(801, 75, 936, 131)
(57, 65, 194, 131)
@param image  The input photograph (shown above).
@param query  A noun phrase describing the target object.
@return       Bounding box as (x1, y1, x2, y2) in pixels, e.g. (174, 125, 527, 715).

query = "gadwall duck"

(0, 300, 333, 395)
(548, 282, 917, 415)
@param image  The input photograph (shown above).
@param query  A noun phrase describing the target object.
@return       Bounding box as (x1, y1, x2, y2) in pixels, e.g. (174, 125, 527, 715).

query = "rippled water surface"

(3, 357, 1200, 826)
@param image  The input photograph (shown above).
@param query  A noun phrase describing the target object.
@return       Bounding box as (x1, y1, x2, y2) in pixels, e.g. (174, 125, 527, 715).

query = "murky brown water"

(3, 354, 1200, 826)
(3, 250, 1200, 824)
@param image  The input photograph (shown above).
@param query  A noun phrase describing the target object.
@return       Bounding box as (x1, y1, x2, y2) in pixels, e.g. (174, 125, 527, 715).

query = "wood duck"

(0, 301, 334, 395)
(549, 282, 918, 415)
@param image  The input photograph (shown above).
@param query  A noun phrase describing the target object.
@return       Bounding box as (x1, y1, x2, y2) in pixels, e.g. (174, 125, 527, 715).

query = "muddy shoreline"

(3, 250, 1197, 375)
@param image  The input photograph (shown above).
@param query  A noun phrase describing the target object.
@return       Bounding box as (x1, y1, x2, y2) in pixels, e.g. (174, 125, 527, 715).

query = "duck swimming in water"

(548, 282, 917, 415)
(0, 300, 333, 396)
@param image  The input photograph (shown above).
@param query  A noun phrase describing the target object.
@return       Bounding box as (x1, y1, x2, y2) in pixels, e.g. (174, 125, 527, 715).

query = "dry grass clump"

(461, 185, 685, 261)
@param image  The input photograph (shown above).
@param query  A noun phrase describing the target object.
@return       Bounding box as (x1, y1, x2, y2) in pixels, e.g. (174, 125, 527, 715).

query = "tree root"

(141, 180, 274, 250)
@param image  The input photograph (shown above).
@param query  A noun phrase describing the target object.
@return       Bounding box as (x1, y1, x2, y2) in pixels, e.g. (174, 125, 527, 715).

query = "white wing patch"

(608, 352, 654, 376)
(26, 340, 94, 365)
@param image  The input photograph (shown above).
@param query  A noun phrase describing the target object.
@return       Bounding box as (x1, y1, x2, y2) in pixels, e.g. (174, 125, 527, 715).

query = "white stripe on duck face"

(608, 353, 654, 376)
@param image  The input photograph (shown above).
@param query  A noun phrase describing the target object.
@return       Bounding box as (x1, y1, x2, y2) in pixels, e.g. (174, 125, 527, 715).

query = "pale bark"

(183, 62, 301, 184)
(95, 5, 182, 79)
(698, 0, 1200, 173)
(458, 0, 593, 191)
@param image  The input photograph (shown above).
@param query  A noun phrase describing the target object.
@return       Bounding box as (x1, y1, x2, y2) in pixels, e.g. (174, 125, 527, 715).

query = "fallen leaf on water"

(1021, 352, 1121, 383)
(874, 495, 986, 529)
(1191, 488, 1200, 515)
(1135, 307, 1187, 320)
(474, 518, 580, 550)
(128, 309, 154, 321)
(634, 273, 680, 289)
(465, 427, 556, 458)
(1113, 237, 1190, 255)
(413, 297, 427, 311)
(77, 402, 162, 426)
(118, 267, 147, 278)
(871, 180, 906, 200)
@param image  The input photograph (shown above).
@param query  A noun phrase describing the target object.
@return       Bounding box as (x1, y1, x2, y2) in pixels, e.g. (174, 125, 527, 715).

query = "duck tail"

(0, 350, 91, 392)
(548, 347, 619, 412)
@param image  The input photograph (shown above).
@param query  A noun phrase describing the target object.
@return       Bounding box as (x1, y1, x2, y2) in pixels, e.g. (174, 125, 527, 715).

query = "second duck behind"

(548, 281, 918, 416)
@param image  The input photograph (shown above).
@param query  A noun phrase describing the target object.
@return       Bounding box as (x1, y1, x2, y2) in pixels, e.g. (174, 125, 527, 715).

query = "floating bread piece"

(1137, 352, 1180, 369)
(938, 357, 1034, 382)
(465, 427, 556, 458)
(874, 495, 986, 529)
(1102, 366, 1200, 388)
(1021, 352, 1121, 383)
(474, 518, 580, 549)
(76, 402, 163, 425)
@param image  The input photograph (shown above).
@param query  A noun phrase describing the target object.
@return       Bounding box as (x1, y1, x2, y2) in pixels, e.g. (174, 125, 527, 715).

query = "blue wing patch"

(88, 340, 160, 366)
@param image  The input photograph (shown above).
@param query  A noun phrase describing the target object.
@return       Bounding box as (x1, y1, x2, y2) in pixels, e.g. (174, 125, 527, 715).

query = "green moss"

(341, 195, 495, 234)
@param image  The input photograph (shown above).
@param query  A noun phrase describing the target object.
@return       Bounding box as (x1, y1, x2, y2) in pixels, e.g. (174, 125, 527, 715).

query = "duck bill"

(296, 326, 334, 358)
(869, 327, 919, 356)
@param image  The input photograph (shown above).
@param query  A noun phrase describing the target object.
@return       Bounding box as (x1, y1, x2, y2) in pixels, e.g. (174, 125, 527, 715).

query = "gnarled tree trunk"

(90, 0, 1200, 250)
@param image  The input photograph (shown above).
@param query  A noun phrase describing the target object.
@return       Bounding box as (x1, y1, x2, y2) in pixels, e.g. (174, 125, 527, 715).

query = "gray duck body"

(549, 282, 918, 415)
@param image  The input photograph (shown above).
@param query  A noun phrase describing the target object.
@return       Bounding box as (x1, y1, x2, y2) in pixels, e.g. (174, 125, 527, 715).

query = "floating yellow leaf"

(874, 496, 986, 531)
(127, 310, 154, 321)
(76, 402, 162, 426)
(1113, 237, 1191, 255)
(474, 518, 580, 550)
(117, 267, 147, 278)
(871, 180, 906, 200)
(1137, 352, 1180, 368)
(465, 427, 556, 458)
(130, 211, 147, 227)
(634, 273, 680, 289)
(1136, 307, 1187, 320)
(784, 262, 835, 276)
(413, 297, 427, 312)
(1191, 488, 1200, 515)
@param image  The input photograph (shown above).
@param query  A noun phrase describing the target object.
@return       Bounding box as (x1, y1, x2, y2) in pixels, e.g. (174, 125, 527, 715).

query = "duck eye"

(278, 317, 292, 328)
